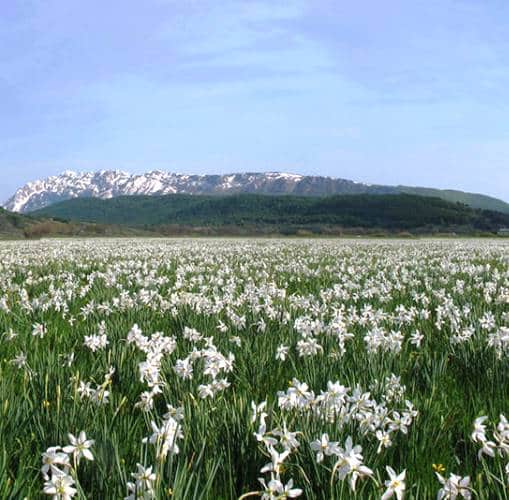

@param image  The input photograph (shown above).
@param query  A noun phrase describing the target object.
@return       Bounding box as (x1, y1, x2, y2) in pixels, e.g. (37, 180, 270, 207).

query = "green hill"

(0, 207, 35, 237)
(32, 193, 509, 234)
(0, 207, 154, 239)
(398, 186, 509, 214)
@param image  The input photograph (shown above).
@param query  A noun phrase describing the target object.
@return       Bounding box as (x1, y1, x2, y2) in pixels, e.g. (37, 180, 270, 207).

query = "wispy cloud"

(1, 0, 509, 202)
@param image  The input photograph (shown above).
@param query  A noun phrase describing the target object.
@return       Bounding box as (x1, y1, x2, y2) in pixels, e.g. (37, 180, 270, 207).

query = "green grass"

(0, 238, 509, 498)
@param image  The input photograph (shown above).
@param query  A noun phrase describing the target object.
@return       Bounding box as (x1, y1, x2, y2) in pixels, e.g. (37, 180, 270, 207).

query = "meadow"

(1, 238, 509, 499)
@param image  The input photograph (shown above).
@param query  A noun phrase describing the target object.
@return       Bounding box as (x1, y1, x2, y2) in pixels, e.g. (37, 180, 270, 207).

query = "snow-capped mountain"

(3, 170, 394, 213)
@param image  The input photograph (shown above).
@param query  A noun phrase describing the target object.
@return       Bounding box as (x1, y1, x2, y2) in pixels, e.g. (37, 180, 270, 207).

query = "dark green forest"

(32, 193, 509, 234)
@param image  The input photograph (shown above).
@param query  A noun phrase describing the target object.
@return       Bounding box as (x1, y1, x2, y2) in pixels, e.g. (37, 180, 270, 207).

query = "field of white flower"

(1, 238, 509, 499)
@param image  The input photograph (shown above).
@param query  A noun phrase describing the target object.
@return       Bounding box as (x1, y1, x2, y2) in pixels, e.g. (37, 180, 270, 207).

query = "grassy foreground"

(0, 238, 509, 499)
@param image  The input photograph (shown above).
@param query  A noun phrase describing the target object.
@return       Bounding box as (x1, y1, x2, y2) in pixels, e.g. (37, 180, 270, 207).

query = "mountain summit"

(3, 170, 509, 214)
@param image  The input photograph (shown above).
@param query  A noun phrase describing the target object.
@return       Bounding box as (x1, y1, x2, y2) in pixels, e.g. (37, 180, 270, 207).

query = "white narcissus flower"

(279, 478, 303, 498)
(382, 466, 406, 500)
(409, 330, 423, 348)
(254, 412, 277, 448)
(143, 417, 182, 458)
(310, 433, 341, 463)
(11, 352, 27, 369)
(131, 463, 156, 491)
(332, 436, 373, 492)
(41, 446, 70, 479)
(43, 470, 77, 499)
(494, 414, 509, 456)
(276, 345, 289, 361)
(477, 439, 497, 459)
(32, 323, 46, 338)
(174, 357, 193, 379)
(63, 431, 94, 463)
(259, 476, 302, 499)
(272, 421, 300, 451)
(436, 472, 471, 500)
(348, 459, 373, 492)
(376, 430, 393, 454)
(251, 400, 267, 424)
(471, 416, 488, 443)
(260, 446, 290, 475)
(83, 333, 109, 352)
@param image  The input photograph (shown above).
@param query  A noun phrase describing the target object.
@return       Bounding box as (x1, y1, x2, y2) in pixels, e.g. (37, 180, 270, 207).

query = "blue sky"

(1, 0, 509, 202)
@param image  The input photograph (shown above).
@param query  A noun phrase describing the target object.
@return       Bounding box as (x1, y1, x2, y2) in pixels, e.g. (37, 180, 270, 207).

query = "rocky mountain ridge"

(3, 169, 508, 214)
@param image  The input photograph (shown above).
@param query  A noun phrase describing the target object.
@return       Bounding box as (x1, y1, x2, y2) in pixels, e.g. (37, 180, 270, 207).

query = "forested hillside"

(33, 193, 509, 233)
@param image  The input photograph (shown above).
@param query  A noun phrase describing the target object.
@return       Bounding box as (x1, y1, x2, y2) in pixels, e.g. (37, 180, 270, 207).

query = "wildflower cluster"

(41, 431, 94, 499)
(277, 377, 418, 452)
(471, 414, 509, 484)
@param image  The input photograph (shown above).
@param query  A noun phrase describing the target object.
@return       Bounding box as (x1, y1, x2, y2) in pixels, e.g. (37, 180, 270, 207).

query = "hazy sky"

(1, 0, 509, 202)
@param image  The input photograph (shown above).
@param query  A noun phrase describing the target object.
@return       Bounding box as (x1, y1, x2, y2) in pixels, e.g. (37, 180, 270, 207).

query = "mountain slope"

(5, 170, 509, 215)
(32, 193, 509, 233)
(0, 207, 35, 237)
(398, 186, 509, 214)
(0, 207, 156, 239)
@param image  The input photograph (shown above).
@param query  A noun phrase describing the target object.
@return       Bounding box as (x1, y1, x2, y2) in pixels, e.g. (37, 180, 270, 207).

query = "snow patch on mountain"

(2, 170, 380, 213)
